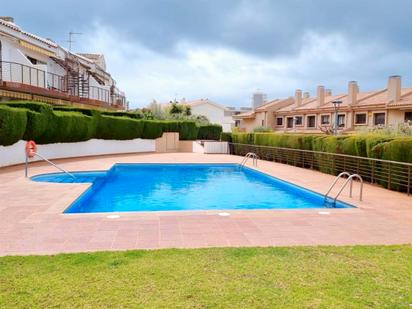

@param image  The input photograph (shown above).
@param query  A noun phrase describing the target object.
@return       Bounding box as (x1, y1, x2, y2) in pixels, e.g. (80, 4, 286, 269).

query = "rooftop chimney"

(0, 16, 14, 23)
(325, 89, 332, 96)
(348, 81, 358, 106)
(295, 89, 302, 107)
(317, 86, 325, 106)
(387, 75, 401, 103)
(303, 92, 310, 99)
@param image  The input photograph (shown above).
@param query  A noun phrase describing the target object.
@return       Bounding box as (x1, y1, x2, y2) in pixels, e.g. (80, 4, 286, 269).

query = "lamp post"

(332, 100, 343, 135)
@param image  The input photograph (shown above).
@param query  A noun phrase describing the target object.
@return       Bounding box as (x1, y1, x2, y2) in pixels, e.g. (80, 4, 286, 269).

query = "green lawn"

(1, 246, 412, 308)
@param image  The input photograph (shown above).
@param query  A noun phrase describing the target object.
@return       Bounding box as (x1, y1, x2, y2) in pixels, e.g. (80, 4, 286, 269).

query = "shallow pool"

(31, 164, 353, 213)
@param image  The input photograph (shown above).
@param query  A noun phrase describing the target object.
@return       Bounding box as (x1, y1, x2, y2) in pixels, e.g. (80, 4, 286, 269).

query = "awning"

(19, 40, 55, 57)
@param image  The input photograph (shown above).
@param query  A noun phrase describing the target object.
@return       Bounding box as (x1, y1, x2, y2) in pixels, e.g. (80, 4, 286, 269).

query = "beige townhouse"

(235, 76, 412, 133)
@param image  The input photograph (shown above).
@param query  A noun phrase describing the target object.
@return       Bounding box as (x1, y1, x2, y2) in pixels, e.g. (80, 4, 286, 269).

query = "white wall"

(0, 139, 155, 167)
(190, 102, 234, 132)
(204, 142, 228, 154)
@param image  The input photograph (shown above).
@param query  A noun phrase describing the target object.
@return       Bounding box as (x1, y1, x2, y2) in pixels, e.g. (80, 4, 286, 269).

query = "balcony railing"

(0, 61, 126, 108)
(228, 143, 412, 195)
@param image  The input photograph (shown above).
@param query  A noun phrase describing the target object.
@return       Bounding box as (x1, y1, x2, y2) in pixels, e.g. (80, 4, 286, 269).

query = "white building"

(0, 16, 126, 109)
(183, 99, 234, 132)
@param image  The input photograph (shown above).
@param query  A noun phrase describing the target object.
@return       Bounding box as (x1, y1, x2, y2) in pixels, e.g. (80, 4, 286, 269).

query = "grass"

(1, 246, 412, 308)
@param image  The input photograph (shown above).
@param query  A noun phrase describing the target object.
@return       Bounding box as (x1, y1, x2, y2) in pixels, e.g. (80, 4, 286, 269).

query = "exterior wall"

(387, 110, 406, 127)
(190, 102, 233, 132)
(239, 118, 256, 132)
(0, 139, 155, 168)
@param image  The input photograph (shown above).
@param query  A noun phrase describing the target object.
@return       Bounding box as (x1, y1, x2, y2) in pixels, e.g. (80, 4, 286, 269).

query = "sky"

(5, 0, 412, 108)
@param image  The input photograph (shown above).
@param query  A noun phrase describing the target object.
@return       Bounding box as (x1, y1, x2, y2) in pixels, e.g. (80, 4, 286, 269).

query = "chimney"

(303, 92, 310, 99)
(348, 81, 358, 106)
(317, 86, 325, 106)
(325, 89, 332, 96)
(387, 75, 401, 103)
(0, 16, 14, 23)
(295, 89, 302, 107)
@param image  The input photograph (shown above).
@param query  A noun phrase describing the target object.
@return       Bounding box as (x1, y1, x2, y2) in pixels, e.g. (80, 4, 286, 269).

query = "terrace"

(0, 60, 126, 109)
(1, 152, 411, 256)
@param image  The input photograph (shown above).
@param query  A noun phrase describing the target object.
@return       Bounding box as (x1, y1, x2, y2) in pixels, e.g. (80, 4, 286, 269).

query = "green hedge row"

(197, 124, 222, 140)
(0, 102, 222, 145)
(0, 105, 27, 146)
(232, 133, 412, 163)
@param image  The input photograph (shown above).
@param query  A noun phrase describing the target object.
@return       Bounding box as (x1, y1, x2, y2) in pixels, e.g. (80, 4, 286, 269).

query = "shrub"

(141, 120, 165, 139)
(96, 115, 144, 140)
(197, 124, 222, 140)
(253, 126, 272, 133)
(220, 132, 232, 142)
(177, 121, 198, 140)
(0, 105, 27, 146)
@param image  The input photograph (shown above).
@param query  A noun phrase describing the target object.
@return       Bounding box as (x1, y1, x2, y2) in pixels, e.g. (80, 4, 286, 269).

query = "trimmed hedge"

(0, 101, 219, 145)
(96, 115, 144, 140)
(220, 132, 232, 142)
(232, 133, 412, 164)
(197, 124, 222, 140)
(0, 105, 27, 146)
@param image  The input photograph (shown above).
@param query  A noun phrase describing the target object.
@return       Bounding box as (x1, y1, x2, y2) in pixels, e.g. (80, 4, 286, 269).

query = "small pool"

(31, 164, 353, 213)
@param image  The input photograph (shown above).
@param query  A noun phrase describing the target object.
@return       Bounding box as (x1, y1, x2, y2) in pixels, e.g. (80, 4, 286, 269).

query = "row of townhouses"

(234, 76, 412, 133)
(0, 17, 126, 109)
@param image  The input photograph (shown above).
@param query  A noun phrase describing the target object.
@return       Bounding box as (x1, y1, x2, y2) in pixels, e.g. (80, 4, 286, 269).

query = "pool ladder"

(324, 172, 363, 207)
(240, 152, 259, 168)
(25, 152, 76, 179)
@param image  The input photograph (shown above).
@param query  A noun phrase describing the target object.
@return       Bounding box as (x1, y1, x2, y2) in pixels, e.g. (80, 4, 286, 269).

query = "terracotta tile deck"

(0, 152, 411, 256)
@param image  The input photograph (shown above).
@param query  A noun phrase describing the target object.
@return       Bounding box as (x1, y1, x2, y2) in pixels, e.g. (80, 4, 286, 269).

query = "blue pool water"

(31, 164, 353, 213)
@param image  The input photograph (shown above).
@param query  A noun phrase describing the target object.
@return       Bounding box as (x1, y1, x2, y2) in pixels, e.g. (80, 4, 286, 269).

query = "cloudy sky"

(5, 0, 412, 108)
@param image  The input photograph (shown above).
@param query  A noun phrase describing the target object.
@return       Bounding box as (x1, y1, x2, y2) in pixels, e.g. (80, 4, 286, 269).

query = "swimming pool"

(31, 163, 353, 213)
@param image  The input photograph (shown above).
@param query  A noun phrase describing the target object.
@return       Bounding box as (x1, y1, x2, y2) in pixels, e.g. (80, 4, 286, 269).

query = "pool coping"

(1, 152, 411, 256)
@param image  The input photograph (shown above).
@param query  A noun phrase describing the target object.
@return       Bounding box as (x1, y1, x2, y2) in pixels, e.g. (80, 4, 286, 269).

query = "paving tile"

(0, 152, 412, 256)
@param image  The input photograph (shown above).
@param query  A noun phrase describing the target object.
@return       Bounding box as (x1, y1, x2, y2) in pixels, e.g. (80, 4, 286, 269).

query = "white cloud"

(81, 23, 412, 109)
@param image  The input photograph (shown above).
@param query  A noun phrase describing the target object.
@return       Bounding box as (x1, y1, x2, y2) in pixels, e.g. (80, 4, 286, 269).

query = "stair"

(324, 196, 336, 208)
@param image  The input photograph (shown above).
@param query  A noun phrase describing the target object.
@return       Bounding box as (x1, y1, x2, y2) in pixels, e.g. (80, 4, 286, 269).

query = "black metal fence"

(229, 143, 412, 195)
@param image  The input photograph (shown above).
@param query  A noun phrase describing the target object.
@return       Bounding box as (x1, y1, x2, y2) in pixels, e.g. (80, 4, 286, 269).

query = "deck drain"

(106, 215, 120, 219)
(218, 212, 231, 217)
(318, 211, 330, 215)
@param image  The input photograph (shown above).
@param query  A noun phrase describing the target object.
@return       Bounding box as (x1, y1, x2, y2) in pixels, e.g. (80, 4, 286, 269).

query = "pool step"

(324, 196, 336, 208)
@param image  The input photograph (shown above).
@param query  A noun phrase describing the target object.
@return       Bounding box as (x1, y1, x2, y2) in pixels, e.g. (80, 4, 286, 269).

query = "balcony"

(0, 60, 126, 109)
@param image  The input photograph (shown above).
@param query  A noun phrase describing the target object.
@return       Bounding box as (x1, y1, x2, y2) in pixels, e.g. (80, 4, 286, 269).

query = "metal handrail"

(25, 152, 76, 179)
(333, 174, 363, 202)
(324, 172, 352, 202)
(228, 142, 412, 195)
(240, 152, 259, 167)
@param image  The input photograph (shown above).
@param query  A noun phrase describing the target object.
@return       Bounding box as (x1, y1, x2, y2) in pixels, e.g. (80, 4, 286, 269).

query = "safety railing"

(228, 143, 412, 195)
(0, 60, 47, 88)
(240, 152, 259, 167)
(25, 152, 75, 179)
(324, 172, 363, 207)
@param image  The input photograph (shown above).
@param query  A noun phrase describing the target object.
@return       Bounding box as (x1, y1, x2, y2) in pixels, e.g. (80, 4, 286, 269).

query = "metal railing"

(240, 152, 259, 167)
(1, 61, 126, 108)
(25, 152, 75, 179)
(1, 60, 47, 88)
(228, 143, 412, 195)
(324, 172, 363, 206)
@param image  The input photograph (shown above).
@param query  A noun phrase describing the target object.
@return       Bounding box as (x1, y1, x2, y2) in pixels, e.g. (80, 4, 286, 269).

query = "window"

(321, 115, 330, 125)
(286, 117, 294, 128)
(276, 117, 283, 126)
(374, 113, 385, 126)
(337, 114, 345, 127)
(294, 116, 303, 126)
(235, 120, 240, 127)
(405, 112, 412, 122)
(355, 113, 367, 125)
(307, 115, 316, 128)
(261, 120, 264, 126)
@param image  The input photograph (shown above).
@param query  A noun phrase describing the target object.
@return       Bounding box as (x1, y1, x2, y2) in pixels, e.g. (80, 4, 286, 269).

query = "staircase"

(79, 73, 90, 98)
